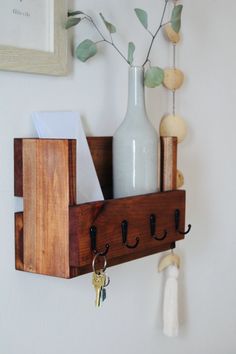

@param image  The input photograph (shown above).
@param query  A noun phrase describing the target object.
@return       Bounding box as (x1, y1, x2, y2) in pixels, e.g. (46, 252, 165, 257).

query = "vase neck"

(126, 66, 147, 117)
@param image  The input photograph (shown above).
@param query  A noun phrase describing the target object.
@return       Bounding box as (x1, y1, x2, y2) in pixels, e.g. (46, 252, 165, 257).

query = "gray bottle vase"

(113, 66, 158, 198)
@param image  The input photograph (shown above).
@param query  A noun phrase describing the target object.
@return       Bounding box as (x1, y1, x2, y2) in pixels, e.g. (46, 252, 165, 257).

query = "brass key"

(92, 271, 106, 307)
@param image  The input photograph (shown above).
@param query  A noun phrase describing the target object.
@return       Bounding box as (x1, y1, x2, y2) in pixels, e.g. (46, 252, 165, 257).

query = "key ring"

(92, 252, 107, 273)
(104, 275, 110, 287)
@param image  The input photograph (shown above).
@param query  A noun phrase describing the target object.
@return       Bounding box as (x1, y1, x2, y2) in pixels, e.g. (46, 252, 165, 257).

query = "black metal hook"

(121, 220, 140, 249)
(90, 226, 110, 256)
(150, 214, 168, 241)
(175, 209, 192, 235)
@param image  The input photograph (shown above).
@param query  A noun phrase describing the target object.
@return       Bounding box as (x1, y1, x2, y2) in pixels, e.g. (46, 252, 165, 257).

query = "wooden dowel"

(160, 137, 177, 191)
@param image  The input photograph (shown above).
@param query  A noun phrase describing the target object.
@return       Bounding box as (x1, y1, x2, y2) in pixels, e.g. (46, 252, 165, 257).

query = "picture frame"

(0, 0, 68, 76)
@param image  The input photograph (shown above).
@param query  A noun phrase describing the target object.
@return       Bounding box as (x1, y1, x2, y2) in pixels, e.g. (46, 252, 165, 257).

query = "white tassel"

(163, 264, 179, 337)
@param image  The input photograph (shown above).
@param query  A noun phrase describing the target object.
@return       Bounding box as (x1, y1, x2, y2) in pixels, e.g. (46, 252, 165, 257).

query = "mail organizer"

(14, 138, 190, 279)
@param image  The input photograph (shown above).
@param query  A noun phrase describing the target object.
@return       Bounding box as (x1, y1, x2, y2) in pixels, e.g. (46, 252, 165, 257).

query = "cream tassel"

(163, 264, 179, 337)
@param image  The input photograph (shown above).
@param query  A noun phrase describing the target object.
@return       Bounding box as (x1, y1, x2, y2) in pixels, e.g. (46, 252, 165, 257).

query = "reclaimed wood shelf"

(14, 138, 187, 279)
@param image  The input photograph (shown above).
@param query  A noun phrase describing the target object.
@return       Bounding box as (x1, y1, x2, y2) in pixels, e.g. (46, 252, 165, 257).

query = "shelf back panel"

(87, 137, 113, 199)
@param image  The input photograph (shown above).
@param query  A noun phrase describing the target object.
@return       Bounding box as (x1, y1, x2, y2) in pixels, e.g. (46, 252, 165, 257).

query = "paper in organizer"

(32, 111, 104, 204)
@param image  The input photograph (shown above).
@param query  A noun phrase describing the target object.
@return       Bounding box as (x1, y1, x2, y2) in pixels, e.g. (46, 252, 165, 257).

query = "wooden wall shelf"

(14, 138, 187, 279)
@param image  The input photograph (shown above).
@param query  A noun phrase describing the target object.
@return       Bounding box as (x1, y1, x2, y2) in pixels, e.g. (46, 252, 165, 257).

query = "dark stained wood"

(87, 137, 113, 199)
(15, 211, 82, 279)
(14, 137, 187, 279)
(68, 139, 77, 205)
(14, 138, 76, 202)
(69, 190, 186, 269)
(70, 242, 173, 277)
(160, 137, 177, 192)
(15, 212, 24, 271)
(15, 137, 112, 199)
(22, 139, 71, 278)
(69, 199, 104, 267)
(14, 139, 23, 197)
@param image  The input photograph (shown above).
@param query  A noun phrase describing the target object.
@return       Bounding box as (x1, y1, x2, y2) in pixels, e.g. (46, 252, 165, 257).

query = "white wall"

(1, 0, 236, 353)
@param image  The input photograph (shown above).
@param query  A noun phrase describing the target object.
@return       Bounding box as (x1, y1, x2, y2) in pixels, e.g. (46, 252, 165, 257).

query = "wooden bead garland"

(163, 68, 184, 90)
(160, 1, 187, 189)
(164, 24, 181, 44)
(160, 114, 187, 143)
(176, 169, 184, 188)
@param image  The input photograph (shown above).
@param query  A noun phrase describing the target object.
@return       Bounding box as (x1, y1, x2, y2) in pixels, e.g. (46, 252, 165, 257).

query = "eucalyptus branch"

(84, 14, 129, 65)
(95, 39, 106, 44)
(86, 15, 107, 42)
(142, 0, 169, 67)
(66, 1, 183, 87)
(111, 42, 130, 64)
(147, 29, 154, 38)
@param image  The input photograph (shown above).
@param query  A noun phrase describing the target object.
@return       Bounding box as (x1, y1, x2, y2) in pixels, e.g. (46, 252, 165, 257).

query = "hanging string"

(172, 90, 176, 116)
(173, 43, 176, 68)
(172, 44, 176, 116)
(171, 0, 177, 116)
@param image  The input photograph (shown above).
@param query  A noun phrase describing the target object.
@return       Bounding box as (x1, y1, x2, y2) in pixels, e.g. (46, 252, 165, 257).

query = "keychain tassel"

(163, 264, 179, 337)
(158, 249, 180, 337)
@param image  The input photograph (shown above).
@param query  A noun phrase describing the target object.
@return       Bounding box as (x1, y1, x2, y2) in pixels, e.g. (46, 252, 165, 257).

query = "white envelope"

(32, 111, 104, 204)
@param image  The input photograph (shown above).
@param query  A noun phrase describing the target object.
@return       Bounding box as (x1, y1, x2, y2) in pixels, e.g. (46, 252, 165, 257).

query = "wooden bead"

(177, 170, 184, 188)
(159, 114, 187, 143)
(164, 24, 180, 44)
(163, 68, 184, 90)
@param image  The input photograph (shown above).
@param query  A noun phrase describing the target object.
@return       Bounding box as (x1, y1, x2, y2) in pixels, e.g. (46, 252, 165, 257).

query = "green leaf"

(134, 8, 148, 29)
(171, 5, 183, 33)
(76, 39, 97, 62)
(99, 13, 116, 33)
(127, 42, 135, 65)
(68, 10, 84, 17)
(65, 17, 81, 29)
(144, 67, 164, 88)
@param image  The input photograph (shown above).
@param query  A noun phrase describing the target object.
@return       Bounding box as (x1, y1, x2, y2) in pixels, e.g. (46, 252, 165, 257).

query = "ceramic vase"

(113, 66, 158, 198)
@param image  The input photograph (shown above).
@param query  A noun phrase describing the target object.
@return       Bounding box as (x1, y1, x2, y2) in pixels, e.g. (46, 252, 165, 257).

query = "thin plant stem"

(85, 15, 130, 65)
(142, 0, 169, 67)
(71, 1, 171, 68)
(95, 39, 106, 44)
(111, 42, 129, 64)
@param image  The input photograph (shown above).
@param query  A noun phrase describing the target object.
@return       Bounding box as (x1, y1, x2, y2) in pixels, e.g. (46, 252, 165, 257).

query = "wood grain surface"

(14, 138, 76, 205)
(69, 190, 185, 269)
(14, 138, 187, 278)
(87, 137, 113, 199)
(15, 212, 24, 271)
(160, 137, 177, 191)
(22, 139, 72, 278)
(14, 139, 23, 197)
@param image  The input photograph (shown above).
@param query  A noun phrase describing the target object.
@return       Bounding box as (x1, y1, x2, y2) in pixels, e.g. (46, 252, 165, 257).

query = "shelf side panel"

(14, 139, 23, 197)
(15, 212, 24, 271)
(22, 139, 71, 278)
(14, 138, 76, 205)
(160, 137, 177, 191)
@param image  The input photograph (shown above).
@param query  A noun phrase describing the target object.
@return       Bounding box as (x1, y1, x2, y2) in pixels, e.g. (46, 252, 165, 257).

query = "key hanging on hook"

(90, 226, 110, 256)
(92, 252, 110, 307)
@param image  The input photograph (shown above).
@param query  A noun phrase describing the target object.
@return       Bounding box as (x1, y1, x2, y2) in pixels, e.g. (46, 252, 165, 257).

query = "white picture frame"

(0, 0, 68, 76)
